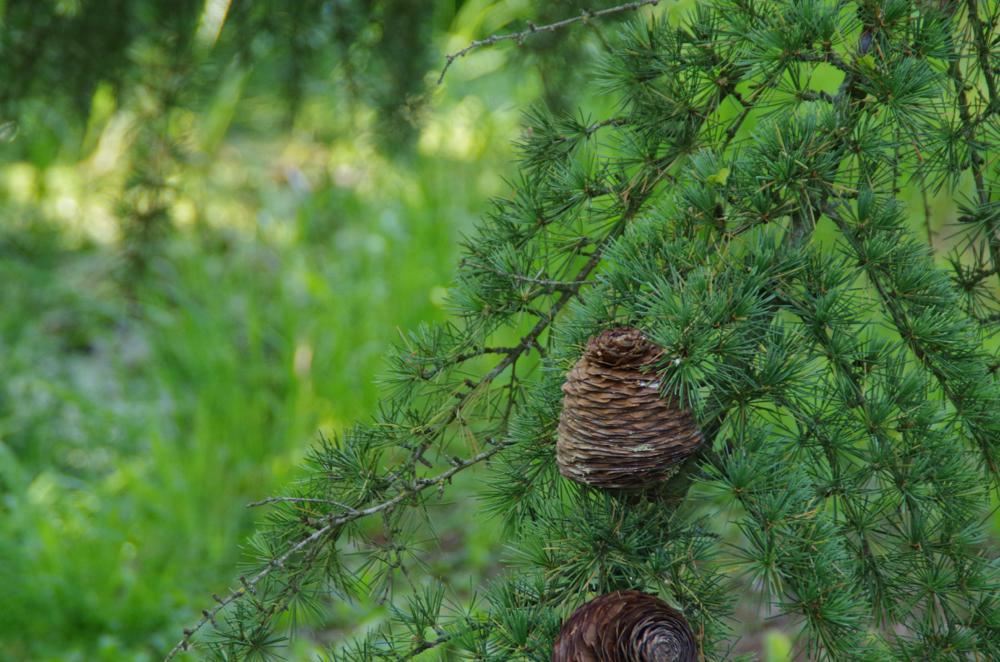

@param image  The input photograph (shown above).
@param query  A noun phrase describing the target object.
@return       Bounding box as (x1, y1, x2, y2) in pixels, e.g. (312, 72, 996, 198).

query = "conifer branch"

(714, 442, 870, 653)
(778, 276, 940, 588)
(398, 621, 489, 659)
(176, 51, 751, 649)
(946, 29, 999, 289)
(415, 345, 521, 380)
(164, 442, 510, 660)
(437, 0, 660, 83)
(826, 200, 999, 474)
(245, 496, 360, 511)
(948, 60, 990, 207)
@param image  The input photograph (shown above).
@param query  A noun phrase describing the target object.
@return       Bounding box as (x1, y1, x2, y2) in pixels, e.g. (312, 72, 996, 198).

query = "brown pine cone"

(556, 327, 703, 489)
(552, 590, 698, 661)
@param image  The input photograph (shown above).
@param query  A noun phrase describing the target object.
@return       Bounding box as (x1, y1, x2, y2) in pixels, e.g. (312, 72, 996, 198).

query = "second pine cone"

(552, 590, 698, 661)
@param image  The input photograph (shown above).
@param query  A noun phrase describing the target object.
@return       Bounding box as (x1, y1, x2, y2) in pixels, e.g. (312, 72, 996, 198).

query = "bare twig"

(795, 50, 851, 73)
(584, 116, 627, 134)
(481, 263, 590, 291)
(919, 175, 934, 249)
(246, 496, 359, 512)
(437, 0, 660, 84)
(797, 90, 836, 104)
(399, 622, 490, 660)
(416, 345, 521, 380)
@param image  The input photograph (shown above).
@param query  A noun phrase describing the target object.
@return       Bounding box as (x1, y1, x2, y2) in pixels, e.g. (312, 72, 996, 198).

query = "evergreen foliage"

(174, 1, 999, 659)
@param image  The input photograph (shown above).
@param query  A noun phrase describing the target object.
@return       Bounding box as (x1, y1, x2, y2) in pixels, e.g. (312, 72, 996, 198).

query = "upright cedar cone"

(556, 327, 702, 489)
(552, 590, 698, 661)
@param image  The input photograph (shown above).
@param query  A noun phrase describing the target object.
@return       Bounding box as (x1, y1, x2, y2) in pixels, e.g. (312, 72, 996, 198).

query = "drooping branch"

(826, 200, 999, 475)
(164, 441, 509, 660)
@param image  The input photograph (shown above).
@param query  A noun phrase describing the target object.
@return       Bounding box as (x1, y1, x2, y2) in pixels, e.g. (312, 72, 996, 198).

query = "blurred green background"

(4, 1, 984, 660)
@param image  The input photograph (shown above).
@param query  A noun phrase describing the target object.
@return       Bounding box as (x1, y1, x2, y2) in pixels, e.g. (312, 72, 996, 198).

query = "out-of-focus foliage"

(1, 1, 200, 118)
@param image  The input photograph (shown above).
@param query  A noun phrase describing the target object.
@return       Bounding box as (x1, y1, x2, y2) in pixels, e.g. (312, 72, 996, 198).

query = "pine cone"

(556, 327, 702, 489)
(552, 590, 698, 661)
